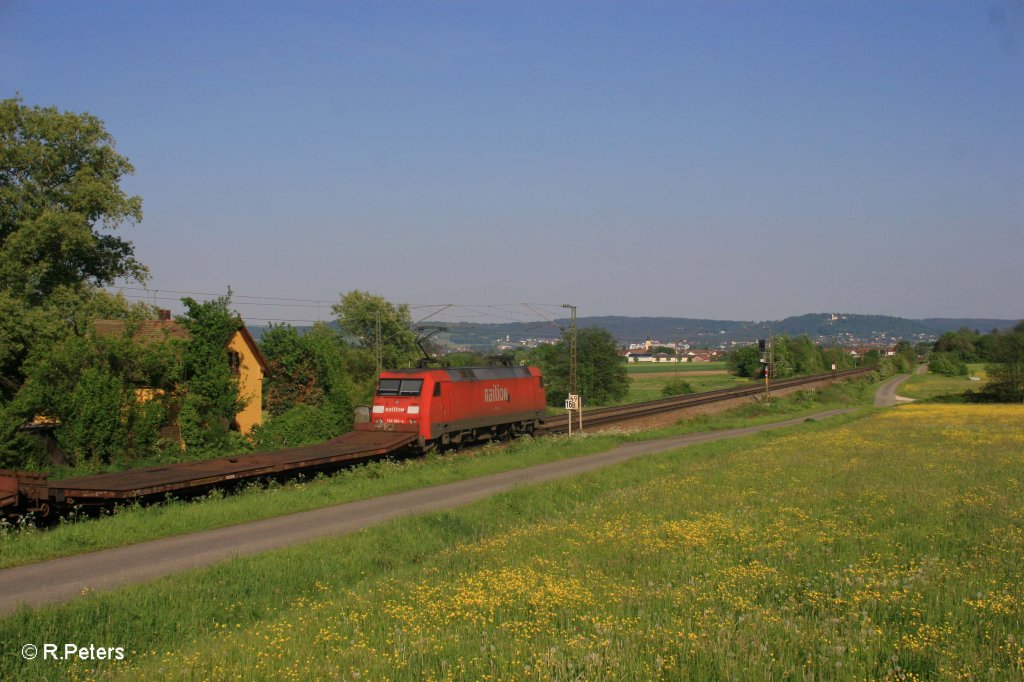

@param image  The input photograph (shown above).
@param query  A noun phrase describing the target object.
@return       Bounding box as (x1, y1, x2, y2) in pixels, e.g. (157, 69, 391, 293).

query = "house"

(94, 310, 269, 435)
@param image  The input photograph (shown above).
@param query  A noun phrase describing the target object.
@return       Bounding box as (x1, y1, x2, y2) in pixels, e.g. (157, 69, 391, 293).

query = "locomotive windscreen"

(376, 379, 424, 396)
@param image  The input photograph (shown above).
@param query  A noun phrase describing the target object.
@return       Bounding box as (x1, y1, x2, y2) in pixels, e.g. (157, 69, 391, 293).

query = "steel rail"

(538, 367, 872, 434)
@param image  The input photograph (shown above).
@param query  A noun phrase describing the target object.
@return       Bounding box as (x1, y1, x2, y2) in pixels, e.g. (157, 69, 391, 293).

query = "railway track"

(538, 367, 872, 434)
(0, 367, 872, 521)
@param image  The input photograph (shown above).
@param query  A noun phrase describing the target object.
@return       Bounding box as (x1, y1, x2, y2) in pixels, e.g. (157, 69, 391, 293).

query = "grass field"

(899, 364, 989, 401)
(3, 402, 1022, 681)
(621, 372, 746, 403)
(626, 361, 728, 374)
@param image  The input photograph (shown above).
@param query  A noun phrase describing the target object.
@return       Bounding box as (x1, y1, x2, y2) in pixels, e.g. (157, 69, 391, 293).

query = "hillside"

(249, 314, 1020, 349)
(430, 313, 1020, 349)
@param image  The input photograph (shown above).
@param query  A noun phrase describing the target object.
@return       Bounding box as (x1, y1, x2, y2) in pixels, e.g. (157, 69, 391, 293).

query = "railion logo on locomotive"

(483, 384, 510, 402)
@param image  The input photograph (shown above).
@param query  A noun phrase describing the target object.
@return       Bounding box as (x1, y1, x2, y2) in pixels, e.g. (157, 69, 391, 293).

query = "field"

(3, 403, 1022, 680)
(626, 361, 728, 374)
(622, 371, 745, 403)
(899, 364, 989, 401)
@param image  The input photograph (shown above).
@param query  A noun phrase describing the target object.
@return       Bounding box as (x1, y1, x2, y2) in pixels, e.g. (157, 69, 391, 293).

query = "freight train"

(0, 366, 548, 521)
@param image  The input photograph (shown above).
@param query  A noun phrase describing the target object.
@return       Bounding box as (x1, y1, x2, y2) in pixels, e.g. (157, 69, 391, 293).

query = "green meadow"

(2, 402, 1022, 681)
(625, 361, 729, 374)
(899, 364, 989, 401)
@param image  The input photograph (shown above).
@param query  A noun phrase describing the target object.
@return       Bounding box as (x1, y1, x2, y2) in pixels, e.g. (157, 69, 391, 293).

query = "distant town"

(422, 312, 1018, 360)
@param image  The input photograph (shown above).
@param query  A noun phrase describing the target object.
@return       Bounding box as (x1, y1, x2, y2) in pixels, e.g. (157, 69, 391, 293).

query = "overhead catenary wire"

(110, 286, 571, 338)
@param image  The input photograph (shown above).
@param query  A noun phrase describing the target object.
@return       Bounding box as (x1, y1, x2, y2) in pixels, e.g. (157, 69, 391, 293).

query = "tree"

(176, 295, 246, 450)
(1, 97, 145, 303)
(260, 324, 325, 415)
(863, 349, 882, 367)
(259, 322, 360, 435)
(1, 98, 146, 404)
(331, 290, 419, 370)
(726, 345, 762, 378)
(790, 335, 825, 375)
(0, 289, 162, 468)
(255, 322, 362, 451)
(933, 328, 981, 362)
(984, 322, 1024, 403)
(929, 352, 968, 377)
(535, 327, 628, 406)
(3, 317, 177, 467)
(442, 351, 489, 367)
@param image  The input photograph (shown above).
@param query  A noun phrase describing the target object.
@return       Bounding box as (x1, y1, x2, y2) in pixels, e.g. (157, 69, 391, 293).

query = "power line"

(112, 287, 572, 332)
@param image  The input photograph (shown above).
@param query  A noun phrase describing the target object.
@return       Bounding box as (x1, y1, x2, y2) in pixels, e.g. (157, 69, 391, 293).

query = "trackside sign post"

(565, 394, 581, 435)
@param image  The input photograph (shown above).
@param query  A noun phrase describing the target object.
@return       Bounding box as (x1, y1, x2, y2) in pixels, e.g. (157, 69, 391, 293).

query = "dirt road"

(873, 365, 926, 407)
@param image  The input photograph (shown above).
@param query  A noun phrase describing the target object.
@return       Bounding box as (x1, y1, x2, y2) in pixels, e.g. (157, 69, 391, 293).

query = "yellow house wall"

(228, 331, 264, 435)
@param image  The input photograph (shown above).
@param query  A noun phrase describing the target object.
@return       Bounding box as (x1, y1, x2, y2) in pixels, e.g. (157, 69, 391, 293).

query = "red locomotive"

(357, 366, 547, 450)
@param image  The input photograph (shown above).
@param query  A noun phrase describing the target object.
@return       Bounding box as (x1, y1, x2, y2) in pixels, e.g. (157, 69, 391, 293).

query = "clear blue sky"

(3, 1, 1021, 324)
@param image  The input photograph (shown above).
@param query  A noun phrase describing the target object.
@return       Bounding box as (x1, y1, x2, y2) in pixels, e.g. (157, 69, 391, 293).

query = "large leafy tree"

(259, 323, 360, 420)
(984, 322, 1024, 403)
(535, 327, 628, 407)
(1, 97, 145, 301)
(331, 290, 420, 371)
(0, 98, 147, 402)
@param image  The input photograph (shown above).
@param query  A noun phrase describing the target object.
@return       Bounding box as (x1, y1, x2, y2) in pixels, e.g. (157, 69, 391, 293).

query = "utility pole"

(375, 311, 383, 374)
(758, 330, 772, 401)
(829, 315, 838, 381)
(561, 304, 577, 397)
(561, 303, 580, 432)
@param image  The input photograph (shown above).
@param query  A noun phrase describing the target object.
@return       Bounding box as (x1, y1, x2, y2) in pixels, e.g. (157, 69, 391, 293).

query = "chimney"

(158, 309, 171, 321)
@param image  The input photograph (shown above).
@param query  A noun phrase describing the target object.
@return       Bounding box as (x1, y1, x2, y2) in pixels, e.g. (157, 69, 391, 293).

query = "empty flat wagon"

(0, 428, 416, 520)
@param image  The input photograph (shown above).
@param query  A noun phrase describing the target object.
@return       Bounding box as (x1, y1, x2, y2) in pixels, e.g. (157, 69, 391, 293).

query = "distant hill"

(248, 314, 1020, 349)
(919, 319, 1019, 333)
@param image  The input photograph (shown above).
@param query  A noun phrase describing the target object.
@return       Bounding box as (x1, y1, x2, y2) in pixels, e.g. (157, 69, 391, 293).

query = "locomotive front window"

(376, 379, 423, 397)
(398, 379, 423, 396)
(376, 379, 402, 396)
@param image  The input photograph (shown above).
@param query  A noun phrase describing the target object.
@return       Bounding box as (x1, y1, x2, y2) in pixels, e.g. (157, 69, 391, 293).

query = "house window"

(227, 351, 242, 375)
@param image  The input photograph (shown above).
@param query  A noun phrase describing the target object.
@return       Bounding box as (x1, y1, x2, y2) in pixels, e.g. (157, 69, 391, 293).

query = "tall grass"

(2, 404, 1021, 680)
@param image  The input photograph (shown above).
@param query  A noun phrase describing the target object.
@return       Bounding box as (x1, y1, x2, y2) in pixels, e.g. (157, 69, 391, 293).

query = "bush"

(662, 379, 695, 397)
(250, 404, 347, 450)
(929, 352, 968, 377)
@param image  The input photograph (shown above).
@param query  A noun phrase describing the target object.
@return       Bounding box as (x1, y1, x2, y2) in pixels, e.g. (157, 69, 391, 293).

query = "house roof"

(234, 325, 270, 373)
(94, 319, 192, 344)
(93, 319, 269, 373)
